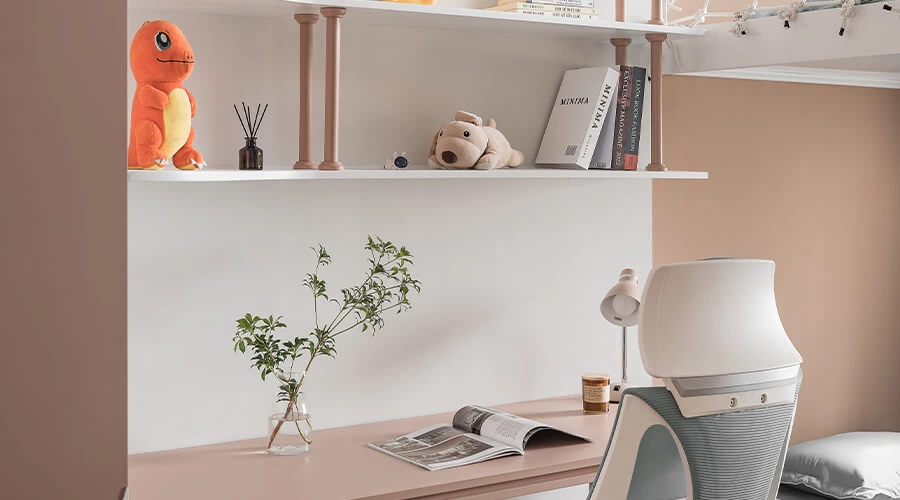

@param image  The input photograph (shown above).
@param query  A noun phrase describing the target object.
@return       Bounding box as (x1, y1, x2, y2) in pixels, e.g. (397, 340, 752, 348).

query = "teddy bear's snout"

(441, 151, 458, 164)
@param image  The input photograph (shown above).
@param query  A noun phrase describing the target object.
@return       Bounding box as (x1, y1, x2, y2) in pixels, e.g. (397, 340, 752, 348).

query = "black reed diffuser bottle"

(234, 102, 268, 170)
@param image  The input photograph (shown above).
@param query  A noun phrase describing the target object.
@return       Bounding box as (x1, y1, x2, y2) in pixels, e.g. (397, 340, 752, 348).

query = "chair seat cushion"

(781, 432, 900, 500)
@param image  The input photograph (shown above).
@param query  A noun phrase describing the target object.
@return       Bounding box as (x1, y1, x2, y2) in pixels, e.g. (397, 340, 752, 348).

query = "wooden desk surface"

(128, 395, 616, 500)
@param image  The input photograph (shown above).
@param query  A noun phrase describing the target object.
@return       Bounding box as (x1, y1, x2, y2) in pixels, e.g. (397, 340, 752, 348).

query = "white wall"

(127, 7, 654, 499)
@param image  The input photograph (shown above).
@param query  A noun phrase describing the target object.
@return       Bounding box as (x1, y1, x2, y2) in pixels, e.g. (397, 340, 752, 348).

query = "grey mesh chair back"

(587, 374, 801, 500)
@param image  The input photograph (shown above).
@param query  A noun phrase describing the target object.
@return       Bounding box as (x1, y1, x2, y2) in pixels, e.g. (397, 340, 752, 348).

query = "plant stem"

(330, 303, 403, 339)
(294, 418, 312, 444)
(313, 262, 322, 330)
(326, 302, 353, 334)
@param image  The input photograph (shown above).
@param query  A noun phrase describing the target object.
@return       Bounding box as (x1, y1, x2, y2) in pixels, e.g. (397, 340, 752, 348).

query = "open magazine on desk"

(368, 405, 591, 471)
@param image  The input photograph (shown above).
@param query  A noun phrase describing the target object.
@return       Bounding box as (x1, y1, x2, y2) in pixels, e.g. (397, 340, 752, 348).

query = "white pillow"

(781, 432, 900, 500)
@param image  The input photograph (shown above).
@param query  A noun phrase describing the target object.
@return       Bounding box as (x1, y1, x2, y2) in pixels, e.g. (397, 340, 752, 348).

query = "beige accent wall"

(654, 75, 900, 443)
(0, 1, 127, 498)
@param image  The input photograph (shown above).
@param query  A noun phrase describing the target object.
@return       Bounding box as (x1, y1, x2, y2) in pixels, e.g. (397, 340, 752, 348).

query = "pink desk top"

(128, 395, 617, 500)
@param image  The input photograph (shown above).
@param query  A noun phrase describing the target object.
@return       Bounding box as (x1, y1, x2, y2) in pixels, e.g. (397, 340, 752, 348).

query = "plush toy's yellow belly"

(160, 88, 191, 158)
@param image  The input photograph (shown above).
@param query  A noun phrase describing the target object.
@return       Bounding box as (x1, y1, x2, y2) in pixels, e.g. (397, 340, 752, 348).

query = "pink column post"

(293, 13, 319, 170)
(645, 33, 668, 172)
(319, 7, 346, 171)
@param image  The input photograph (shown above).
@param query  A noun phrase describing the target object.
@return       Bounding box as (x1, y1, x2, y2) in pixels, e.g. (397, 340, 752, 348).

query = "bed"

(777, 486, 835, 500)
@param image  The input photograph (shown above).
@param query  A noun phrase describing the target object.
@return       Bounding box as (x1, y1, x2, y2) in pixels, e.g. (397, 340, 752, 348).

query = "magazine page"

(452, 405, 591, 451)
(368, 424, 520, 471)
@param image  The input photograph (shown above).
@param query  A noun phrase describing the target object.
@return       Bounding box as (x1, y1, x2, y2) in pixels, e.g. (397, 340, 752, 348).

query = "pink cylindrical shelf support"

(610, 38, 630, 66)
(649, 0, 665, 24)
(615, 0, 625, 22)
(293, 13, 319, 170)
(319, 7, 346, 171)
(645, 33, 667, 172)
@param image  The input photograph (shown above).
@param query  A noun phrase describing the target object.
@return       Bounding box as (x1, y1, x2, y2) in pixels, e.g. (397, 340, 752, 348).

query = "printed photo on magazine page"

(369, 406, 590, 471)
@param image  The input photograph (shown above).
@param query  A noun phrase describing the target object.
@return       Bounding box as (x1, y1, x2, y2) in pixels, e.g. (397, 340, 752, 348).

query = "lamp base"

(610, 382, 630, 403)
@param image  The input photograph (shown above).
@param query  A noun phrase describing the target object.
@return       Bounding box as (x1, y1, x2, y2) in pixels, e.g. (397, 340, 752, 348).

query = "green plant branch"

(329, 303, 405, 338)
(326, 302, 351, 334)
(325, 252, 394, 333)
(234, 236, 420, 452)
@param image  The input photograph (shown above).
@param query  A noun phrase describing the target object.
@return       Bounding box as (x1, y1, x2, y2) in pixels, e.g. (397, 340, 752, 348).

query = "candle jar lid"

(581, 373, 611, 383)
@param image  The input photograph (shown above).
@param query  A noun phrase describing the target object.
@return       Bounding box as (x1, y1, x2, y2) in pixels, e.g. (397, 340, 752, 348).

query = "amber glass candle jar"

(581, 373, 610, 413)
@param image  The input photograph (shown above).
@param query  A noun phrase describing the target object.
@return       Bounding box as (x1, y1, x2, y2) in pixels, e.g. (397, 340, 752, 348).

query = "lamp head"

(601, 268, 641, 327)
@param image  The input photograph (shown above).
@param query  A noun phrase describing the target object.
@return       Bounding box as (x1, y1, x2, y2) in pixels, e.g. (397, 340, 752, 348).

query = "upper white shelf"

(287, 0, 705, 41)
(128, 0, 705, 41)
(128, 166, 708, 182)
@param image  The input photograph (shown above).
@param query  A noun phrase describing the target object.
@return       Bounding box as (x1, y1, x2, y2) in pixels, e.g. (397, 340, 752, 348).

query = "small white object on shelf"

(384, 152, 409, 170)
(127, 166, 708, 182)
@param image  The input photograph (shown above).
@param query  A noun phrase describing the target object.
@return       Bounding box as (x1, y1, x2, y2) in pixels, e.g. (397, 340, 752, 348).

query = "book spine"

(611, 65, 632, 170)
(498, 9, 596, 18)
(577, 68, 618, 168)
(491, 3, 596, 14)
(623, 67, 646, 171)
(499, 0, 595, 7)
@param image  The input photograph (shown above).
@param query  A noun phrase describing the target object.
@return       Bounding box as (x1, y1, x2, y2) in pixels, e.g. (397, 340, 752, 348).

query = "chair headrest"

(639, 258, 801, 379)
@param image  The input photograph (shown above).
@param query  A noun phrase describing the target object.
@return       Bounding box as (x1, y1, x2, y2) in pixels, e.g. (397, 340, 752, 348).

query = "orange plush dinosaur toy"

(128, 21, 205, 170)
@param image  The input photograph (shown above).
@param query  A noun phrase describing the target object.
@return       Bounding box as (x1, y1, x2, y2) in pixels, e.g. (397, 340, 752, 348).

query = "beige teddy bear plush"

(428, 111, 525, 170)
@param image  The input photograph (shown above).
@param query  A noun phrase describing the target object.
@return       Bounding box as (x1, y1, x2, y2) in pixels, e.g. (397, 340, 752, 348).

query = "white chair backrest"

(639, 259, 802, 417)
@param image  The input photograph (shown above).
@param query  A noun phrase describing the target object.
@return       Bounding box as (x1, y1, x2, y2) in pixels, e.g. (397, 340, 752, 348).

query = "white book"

(499, 0, 595, 7)
(535, 67, 619, 169)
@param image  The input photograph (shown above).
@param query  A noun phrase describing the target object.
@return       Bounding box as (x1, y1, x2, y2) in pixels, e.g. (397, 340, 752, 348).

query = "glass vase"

(239, 137, 263, 170)
(266, 371, 312, 456)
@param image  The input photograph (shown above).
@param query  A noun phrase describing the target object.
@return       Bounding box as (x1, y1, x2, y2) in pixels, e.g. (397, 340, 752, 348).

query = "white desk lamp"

(600, 268, 641, 403)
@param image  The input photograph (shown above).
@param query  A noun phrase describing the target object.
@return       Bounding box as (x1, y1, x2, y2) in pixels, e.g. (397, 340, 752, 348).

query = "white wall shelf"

(288, 0, 703, 42)
(127, 166, 708, 182)
(129, 0, 705, 41)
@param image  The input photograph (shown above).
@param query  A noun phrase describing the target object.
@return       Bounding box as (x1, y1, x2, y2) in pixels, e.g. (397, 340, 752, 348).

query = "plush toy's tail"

(509, 149, 525, 168)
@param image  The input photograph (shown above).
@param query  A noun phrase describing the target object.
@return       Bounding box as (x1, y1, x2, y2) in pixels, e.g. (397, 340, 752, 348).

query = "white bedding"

(778, 486, 830, 500)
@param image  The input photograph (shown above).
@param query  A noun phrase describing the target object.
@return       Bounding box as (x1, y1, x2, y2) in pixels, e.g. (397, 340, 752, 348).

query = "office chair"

(587, 259, 803, 500)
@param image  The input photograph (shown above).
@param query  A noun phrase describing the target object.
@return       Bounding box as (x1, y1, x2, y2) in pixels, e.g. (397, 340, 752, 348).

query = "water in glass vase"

(267, 370, 312, 455)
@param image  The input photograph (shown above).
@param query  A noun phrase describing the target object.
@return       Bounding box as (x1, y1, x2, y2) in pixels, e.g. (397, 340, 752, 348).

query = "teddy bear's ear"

(427, 129, 440, 157)
(455, 111, 483, 127)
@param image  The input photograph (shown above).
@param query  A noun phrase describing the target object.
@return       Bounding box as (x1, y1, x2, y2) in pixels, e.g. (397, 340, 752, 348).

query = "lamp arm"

(622, 326, 628, 385)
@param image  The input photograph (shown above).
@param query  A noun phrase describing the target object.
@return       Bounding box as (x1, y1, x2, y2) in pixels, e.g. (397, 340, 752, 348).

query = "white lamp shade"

(601, 269, 641, 327)
(638, 259, 802, 379)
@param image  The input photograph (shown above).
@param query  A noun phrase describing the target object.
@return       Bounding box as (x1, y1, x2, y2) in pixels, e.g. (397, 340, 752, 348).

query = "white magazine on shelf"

(368, 405, 590, 471)
(535, 66, 619, 169)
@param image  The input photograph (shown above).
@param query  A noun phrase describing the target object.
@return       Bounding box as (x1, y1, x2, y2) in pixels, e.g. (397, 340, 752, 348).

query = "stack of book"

(535, 65, 648, 170)
(486, 0, 597, 20)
